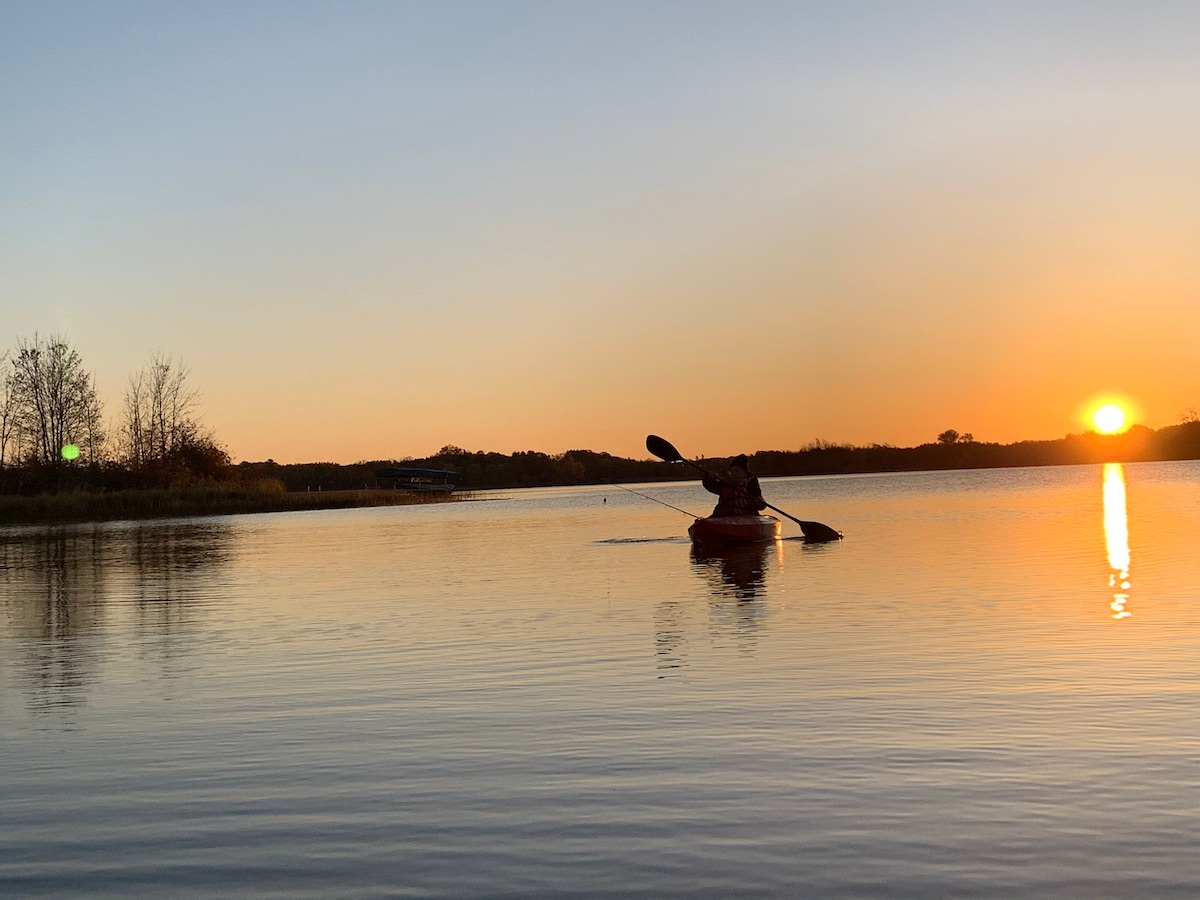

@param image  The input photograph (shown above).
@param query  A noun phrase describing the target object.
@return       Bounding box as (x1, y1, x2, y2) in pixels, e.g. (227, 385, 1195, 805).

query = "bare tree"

(0, 352, 18, 466)
(9, 335, 104, 465)
(122, 368, 147, 467)
(121, 352, 202, 465)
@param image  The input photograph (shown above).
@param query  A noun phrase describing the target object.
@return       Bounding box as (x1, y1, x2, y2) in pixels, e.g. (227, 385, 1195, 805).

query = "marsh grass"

(0, 480, 461, 526)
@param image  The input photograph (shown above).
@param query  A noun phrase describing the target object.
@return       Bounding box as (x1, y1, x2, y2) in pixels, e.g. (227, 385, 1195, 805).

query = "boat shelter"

(375, 466, 462, 492)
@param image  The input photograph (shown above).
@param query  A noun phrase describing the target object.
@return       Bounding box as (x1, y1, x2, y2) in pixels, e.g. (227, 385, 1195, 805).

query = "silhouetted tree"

(8, 335, 104, 465)
(119, 353, 230, 486)
(937, 429, 974, 444)
(121, 352, 203, 466)
(0, 352, 18, 466)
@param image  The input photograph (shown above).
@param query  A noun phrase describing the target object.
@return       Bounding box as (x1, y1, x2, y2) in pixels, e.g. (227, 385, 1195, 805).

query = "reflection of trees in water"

(1, 528, 108, 714)
(0, 521, 232, 716)
(124, 522, 232, 675)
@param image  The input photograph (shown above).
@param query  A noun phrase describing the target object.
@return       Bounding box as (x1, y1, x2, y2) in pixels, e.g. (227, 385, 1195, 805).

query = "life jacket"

(707, 474, 766, 517)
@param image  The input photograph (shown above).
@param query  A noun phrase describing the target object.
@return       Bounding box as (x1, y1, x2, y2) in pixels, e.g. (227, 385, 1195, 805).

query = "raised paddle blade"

(646, 434, 684, 463)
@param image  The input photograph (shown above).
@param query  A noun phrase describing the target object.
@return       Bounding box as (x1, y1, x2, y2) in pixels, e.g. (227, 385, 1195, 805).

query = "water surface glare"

(4, 463, 1200, 897)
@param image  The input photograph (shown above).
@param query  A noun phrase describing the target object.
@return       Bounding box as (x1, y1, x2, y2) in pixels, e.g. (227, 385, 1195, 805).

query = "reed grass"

(0, 480, 461, 526)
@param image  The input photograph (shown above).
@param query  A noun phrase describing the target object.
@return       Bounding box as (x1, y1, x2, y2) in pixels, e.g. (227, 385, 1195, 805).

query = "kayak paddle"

(645, 434, 843, 542)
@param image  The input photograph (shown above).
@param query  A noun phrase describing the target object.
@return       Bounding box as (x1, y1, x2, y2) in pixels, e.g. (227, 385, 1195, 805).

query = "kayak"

(688, 515, 781, 545)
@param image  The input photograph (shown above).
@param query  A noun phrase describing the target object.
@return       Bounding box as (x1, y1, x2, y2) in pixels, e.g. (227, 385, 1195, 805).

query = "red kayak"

(688, 515, 781, 545)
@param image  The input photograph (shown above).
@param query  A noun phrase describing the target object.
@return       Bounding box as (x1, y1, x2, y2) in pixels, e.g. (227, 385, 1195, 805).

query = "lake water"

(4, 462, 1200, 898)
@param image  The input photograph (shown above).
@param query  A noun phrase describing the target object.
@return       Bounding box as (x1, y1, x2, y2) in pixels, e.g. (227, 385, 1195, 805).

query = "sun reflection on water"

(1103, 462, 1132, 619)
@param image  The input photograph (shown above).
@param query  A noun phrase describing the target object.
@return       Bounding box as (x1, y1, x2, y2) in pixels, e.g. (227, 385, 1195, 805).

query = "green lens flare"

(61, 444, 80, 461)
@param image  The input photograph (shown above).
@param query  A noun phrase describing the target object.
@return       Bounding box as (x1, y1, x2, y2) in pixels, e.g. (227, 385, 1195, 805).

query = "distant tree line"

(0, 335, 229, 495)
(237, 422, 1200, 493)
(237, 447, 679, 492)
(745, 424, 1200, 477)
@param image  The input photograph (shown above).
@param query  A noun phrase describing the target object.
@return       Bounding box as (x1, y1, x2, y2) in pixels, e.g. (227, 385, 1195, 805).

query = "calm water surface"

(4, 463, 1200, 898)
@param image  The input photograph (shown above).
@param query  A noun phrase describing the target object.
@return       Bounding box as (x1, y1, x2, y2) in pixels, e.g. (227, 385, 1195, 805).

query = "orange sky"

(5, 4, 1200, 462)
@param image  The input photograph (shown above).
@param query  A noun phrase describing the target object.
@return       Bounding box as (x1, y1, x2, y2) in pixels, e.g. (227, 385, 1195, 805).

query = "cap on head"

(730, 454, 749, 473)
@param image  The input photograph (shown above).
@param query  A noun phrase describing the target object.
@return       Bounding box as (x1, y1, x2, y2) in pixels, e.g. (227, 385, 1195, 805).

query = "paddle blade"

(799, 521, 843, 543)
(646, 434, 684, 463)
(763, 501, 843, 543)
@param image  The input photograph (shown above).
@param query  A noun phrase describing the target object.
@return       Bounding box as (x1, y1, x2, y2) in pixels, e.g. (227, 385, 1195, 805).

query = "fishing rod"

(606, 481, 699, 519)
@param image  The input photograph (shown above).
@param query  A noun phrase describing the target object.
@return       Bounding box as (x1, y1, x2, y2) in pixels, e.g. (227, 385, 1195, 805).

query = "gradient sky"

(4, 2, 1200, 462)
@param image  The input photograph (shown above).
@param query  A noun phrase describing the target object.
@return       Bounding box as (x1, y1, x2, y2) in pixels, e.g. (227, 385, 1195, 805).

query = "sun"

(1093, 403, 1128, 435)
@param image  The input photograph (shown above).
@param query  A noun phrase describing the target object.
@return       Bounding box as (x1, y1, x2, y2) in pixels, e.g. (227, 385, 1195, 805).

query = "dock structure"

(375, 466, 462, 493)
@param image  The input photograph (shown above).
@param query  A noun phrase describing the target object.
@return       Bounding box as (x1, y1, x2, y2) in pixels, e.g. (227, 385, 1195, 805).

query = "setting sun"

(1093, 404, 1128, 434)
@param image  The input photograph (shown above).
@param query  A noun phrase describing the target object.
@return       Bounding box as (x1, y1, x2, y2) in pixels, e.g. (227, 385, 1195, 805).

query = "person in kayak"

(702, 454, 767, 517)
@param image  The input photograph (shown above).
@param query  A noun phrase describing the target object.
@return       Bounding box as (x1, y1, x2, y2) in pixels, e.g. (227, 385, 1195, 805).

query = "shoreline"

(0, 486, 463, 528)
(2, 456, 1185, 528)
